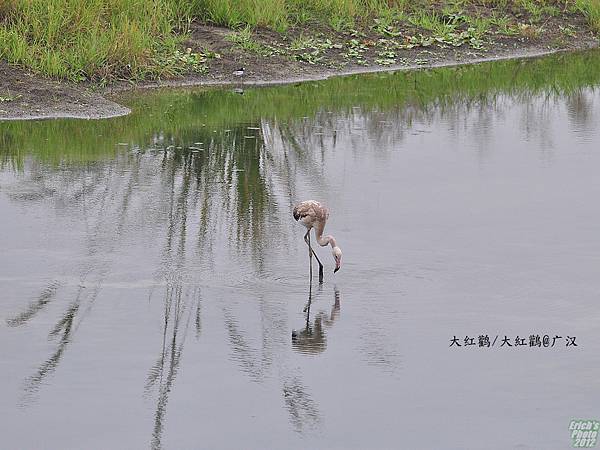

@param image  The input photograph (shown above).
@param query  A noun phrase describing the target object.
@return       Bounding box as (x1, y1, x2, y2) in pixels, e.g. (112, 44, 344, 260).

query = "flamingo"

(293, 200, 342, 283)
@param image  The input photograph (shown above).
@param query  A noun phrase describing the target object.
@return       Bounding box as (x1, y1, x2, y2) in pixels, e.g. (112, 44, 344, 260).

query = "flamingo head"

(332, 246, 342, 273)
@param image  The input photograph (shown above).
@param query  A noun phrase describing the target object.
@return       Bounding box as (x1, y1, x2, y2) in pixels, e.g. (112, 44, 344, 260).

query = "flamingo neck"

(315, 227, 336, 248)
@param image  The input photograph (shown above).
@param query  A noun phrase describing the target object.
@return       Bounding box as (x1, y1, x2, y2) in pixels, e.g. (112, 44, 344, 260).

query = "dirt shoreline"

(107, 44, 599, 91)
(1, 25, 598, 121)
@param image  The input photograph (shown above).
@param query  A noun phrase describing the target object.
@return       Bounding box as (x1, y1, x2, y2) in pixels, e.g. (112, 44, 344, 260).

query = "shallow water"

(1, 51, 600, 450)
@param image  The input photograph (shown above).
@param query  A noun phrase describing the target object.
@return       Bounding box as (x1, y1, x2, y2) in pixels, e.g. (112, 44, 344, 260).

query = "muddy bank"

(0, 61, 129, 121)
(107, 44, 599, 91)
(1, 20, 598, 121)
(125, 20, 598, 88)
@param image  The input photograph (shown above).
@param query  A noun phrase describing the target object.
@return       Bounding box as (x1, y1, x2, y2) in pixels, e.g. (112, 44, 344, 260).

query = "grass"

(193, 0, 600, 35)
(0, 0, 598, 81)
(225, 27, 282, 56)
(0, 0, 210, 81)
(0, 92, 21, 102)
(518, 0, 560, 22)
(182, 0, 405, 31)
(225, 27, 265, 52)
(405, 11, 488, 48)
(192, 0, 289, 31)
(576, 0, 600, 32)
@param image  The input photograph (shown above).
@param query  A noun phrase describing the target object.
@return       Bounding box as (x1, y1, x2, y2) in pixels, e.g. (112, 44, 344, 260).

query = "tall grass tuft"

(0, 0, 186, 81)
(193, 0, 405, 30)
(576, 0, 600, 32)
(192, 0, 289, 31)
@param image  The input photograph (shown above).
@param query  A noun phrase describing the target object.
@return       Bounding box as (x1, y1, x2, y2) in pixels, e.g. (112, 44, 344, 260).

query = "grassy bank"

(0, 0, 598, 82)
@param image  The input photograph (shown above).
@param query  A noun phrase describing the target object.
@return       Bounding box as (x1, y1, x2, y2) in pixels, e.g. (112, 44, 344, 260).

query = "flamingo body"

(293, 200, 342, 280)
(293, 200, 329, 231)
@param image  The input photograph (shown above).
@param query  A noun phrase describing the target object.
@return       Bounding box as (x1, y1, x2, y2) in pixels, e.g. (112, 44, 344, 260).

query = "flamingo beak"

(334, 265, 340, 273)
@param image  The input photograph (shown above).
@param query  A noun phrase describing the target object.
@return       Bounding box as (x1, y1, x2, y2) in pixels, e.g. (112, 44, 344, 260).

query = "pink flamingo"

(293, 200, 342, 283)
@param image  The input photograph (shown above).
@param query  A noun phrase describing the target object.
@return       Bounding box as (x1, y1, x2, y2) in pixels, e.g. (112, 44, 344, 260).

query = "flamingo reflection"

(292, 286, 341, 355)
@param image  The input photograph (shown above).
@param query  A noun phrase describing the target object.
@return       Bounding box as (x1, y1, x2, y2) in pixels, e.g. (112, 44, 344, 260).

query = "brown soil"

(172, 13, 597, 86)
(1, 15, 598, 121)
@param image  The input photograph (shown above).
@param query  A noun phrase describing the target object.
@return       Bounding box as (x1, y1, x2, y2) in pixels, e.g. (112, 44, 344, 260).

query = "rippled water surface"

(2, 51, 600, 450)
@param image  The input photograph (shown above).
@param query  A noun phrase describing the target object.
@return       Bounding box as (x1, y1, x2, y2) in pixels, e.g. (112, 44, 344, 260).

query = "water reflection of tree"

(282, 376, 320, 433)
(8, 285, 77, 401)
(145, 285, 200, 450)
(5, 281, 61, 327)
(7, 275, 107, 405)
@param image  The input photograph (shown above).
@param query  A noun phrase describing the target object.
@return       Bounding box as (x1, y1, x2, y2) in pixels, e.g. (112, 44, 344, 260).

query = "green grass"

(518, 0, 560, 22)
(193, 0, 600, 34)
(576, 0, 600, 32)
(225, 27, 276, 55)
(0, 0, 207, 81)
(193, 0, 402, 31)
(409, 11, 451, 36)
(192, 0, 290, 31)
(0, 92, 21, 102)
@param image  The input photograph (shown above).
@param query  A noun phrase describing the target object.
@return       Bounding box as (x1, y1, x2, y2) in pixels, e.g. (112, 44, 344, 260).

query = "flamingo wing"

(293, 200, 328, 228)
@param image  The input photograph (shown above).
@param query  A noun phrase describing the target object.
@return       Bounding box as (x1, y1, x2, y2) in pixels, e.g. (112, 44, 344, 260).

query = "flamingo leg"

(304, 230, 313, 282)
(304, 230, 324, 283)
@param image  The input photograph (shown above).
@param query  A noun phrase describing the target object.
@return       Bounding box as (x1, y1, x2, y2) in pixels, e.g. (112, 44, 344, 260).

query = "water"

(1, 51, 600, 450)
